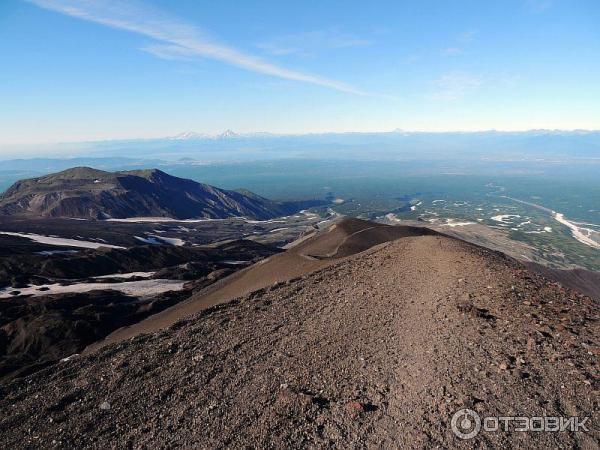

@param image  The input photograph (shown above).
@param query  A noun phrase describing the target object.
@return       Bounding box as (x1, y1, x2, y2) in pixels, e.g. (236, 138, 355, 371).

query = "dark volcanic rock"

(0, 240, 280, 381)
(0, 289, 189, 381)
(0, 239, 280, 287)
(154, 262, 217, 280)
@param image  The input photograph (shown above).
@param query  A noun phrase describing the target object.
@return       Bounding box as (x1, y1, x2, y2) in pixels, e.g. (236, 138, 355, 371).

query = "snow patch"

(269, 227, 290, 233)
(94, 271, 156, 280)
(491, 214, 521, 224)
(134, 235, 185, 246)
(244, 219, 287, 224)
(107, 217, 222, 223)
(134, 236, 163, 245)
(156, 236, 185, 246)
(0, 231, 124, 249)
(0, 279, 186, 299)
(441, 219, 476, 227)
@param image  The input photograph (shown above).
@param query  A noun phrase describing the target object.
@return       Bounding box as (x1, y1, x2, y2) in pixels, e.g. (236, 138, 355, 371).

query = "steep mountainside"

(0, 220, 597, 448)
(0, 167, 313, 220)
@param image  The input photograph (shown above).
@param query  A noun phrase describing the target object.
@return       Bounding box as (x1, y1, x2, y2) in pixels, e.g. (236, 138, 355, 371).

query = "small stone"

(100, 401, 111, 410)
(499, 362, 508, 370)
(345, 401, 364, 418)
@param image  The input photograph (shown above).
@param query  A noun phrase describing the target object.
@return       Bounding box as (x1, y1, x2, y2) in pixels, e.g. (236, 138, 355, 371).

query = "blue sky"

(1, 0, 599, 145)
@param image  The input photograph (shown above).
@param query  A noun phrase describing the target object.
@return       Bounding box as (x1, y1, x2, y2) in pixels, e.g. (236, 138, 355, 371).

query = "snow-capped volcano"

(217, 129, 239, 139)
(168, 130, 241, 140)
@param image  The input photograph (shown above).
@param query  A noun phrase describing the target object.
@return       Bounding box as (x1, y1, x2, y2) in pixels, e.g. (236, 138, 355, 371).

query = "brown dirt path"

(1, 234, 597, 449)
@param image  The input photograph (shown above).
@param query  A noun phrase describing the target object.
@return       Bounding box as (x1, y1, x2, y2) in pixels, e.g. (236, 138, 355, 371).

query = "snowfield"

(0, 279, 185, 299)
(93, 271, 156, 279)
(0, 231, 124, 249)
(135, 235, 185, 246)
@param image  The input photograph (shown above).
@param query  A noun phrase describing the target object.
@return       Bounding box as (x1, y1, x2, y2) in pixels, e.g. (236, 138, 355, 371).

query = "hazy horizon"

(2, 128, 600, 160)
(1, 0, 599, 149)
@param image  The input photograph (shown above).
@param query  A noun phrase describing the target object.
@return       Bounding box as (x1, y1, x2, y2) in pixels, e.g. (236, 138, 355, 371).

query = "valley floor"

(0, 233, 597, 448)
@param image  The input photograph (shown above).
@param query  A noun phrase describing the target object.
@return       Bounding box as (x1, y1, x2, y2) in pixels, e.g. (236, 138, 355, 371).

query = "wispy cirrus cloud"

(26, 0, 365, 95)
(442, 30, 477, 57)
(256, 28, 373, 57)
(429, 71, 482, 101)
(141, 43, 199, 61)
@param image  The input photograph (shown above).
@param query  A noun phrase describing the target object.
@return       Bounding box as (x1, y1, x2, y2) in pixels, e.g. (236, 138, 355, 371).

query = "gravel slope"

(0, 234, 597, 449)
(85, 219, 435, 353)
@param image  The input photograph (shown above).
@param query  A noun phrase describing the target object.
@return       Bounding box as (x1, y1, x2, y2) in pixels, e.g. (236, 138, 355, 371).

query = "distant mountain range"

(0, 167, 322, 220)
(167, 129, 600, 141)
(2, 129, 600, 162)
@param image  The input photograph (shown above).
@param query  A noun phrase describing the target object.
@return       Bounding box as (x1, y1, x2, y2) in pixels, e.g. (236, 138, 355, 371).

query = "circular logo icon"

(451, 408, 481, 440)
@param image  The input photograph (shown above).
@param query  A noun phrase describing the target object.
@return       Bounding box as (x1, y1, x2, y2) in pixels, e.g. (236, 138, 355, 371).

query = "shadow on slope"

(524, 262, 600, 300)
(296, 218, 438, 259)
